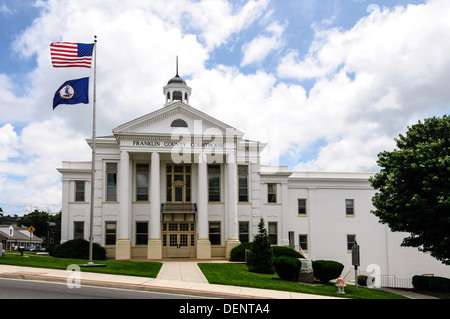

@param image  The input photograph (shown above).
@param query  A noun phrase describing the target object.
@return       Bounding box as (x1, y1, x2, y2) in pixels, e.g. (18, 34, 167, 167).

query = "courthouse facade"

(58, 72, 449, 280)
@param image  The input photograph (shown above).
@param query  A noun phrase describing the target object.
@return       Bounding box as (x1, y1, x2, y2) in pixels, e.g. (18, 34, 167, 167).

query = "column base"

(196, 238, 211, 259)
(225, 238, 241, 259)
(147, 238, 162, 259)
(115, 238, 131, 260)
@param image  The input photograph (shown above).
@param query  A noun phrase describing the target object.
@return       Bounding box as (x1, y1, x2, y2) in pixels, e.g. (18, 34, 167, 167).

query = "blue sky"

(1, 0, 449, 215)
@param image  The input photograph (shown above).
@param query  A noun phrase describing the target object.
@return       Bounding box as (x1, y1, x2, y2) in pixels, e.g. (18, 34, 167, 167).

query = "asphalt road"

(0, 277, 209, 299)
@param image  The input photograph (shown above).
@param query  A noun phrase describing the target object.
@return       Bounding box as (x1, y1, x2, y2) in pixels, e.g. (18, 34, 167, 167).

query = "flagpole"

(88, 35, 97, 265)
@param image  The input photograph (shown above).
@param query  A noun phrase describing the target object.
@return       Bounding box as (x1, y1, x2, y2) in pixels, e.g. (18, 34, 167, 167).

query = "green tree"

(247, 218, 274, 274)
(370, 115, 450, 265)
(16, 210, 61, 243)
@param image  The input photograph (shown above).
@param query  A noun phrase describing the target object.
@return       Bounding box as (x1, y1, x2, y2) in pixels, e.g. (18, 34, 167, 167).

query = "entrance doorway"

(162, 222, 196, 258)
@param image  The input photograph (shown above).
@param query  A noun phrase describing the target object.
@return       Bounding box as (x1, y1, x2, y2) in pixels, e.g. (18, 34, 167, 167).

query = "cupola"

(163, 57, 191, 105)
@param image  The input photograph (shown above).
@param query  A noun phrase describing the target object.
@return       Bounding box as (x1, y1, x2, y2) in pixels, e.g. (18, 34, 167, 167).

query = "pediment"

(113, 102, 244, 139)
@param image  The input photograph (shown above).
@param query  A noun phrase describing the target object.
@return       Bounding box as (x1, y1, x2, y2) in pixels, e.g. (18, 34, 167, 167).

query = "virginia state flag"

(53, 77, 89, 110)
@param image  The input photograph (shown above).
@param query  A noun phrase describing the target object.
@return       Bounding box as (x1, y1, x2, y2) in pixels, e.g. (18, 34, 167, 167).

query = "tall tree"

(370, 115, 450, 265)
(247, 218, 274, 274)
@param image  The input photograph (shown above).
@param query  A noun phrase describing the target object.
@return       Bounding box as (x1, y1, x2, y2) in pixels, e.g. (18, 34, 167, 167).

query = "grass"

(0, 252, 162, 278)
(198, 263, 408, 299)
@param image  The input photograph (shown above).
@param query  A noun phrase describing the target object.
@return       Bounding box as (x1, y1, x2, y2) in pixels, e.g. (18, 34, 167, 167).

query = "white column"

(116, 150, 131, 260)
(196, 153, 211, 258)
(225, 153, 240, 258)
(148, 151, 162, 259)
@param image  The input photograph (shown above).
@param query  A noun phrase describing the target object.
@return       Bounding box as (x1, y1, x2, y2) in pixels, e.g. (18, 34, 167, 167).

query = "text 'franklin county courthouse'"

(58, 71, 449, 284)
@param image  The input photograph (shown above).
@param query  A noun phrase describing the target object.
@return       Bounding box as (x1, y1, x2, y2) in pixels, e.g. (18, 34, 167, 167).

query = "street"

(0, 277, 209, 299)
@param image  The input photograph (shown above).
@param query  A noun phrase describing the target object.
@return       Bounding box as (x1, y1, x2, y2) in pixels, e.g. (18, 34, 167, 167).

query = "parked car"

(28, 246, 44, 252)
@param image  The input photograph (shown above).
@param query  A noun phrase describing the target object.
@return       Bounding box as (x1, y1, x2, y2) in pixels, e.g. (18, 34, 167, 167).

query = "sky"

(1, 0, 449, 215)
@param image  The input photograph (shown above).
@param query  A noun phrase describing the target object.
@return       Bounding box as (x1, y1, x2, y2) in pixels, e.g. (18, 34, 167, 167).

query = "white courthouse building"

(58, 72, 449, 282)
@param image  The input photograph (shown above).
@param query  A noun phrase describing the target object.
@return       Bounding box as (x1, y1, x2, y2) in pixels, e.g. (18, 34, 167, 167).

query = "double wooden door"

(162, 222, 195, 258)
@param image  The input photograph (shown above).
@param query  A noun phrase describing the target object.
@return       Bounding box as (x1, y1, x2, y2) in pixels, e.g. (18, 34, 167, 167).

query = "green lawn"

(0, 252, 162, 278)
(198, 263, 407, 299)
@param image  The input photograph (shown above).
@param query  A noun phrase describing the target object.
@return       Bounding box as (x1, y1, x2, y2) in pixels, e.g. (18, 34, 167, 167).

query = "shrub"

(312, 260, 344, 283)
(358, 275, 368, 286)
(272, 246, 304, 259)
(230, 244, 304, 262)
(52, 239, 106, 260)
(412, 275, 450, 292)
(247, 218, 274, 274)
(230, 242, 253, 261)
(273, 256, 301, 281)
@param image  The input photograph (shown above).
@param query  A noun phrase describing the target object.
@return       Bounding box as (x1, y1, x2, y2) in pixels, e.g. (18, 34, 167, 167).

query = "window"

(268, 222, 277, 245)
(166, 164, 191, 203)
(267, 184, 277, 203)
(105, 221, 117, 245)
(239, 221, 249, 243)
(346, 199, 355, 216)
(299, 234, 308, 251)
(171, 118, 188, 127)
(136, 163, 149, 201)
(73, 221, 84, 239)
(106, 163, 118, 201)
(136, 222, 148, 245)
(208, 165, 220, 202)
(75, 181, 85, 202)
(238, 165, 248, 202)
(347, 234, 356, 250)
(298, 199, 307, 215)
(209, 222, 221, 245)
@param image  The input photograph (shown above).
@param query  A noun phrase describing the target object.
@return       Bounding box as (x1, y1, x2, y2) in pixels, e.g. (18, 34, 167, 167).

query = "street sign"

(28, 226, 35, 233)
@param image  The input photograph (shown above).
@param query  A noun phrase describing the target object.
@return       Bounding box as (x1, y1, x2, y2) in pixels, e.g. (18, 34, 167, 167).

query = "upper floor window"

(346, 199, 355, 216)
(208, 165, 221, 202)
(106, 163, 117, 201)
(298, 199, 307, 215)
(136, 163, 149, 201)
(75, 181, 85, 202)
(238, 165, 249, 202)
(267, 183, 277, 203)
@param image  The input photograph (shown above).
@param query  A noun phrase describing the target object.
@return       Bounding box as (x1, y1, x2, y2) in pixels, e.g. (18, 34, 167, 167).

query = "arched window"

(171, 119, 188, 128)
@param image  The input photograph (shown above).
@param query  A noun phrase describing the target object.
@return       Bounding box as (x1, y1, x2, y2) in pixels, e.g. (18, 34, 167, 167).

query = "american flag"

(50, 42, 95, 68)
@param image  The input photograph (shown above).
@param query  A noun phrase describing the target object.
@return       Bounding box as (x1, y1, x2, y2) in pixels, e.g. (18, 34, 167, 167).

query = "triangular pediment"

(113, 102, 244, 139)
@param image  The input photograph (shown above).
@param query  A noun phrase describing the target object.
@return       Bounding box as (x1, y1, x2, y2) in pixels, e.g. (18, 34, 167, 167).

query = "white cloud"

(277, 0, 450, 171)
(241, 21, 285, 67)
(0, 123, 19, 161)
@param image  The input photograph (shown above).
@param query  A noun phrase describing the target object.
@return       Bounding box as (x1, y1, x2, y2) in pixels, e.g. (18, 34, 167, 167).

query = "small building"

(0, 225, 44, 250)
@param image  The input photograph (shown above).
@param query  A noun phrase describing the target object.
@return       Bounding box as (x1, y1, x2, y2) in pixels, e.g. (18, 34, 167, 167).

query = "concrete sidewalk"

(0, 263, 338, 299)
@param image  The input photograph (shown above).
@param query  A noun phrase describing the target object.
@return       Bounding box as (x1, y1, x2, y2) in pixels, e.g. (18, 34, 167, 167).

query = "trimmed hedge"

(412, 275, 450, 292)
(52, 239, 106, 260)
(312, 260, 344, 283)
(272, 246, 304, 259)
(230, 242, 253, 261)
(229, 243, 304, 261)
(273, 256, 301, 281)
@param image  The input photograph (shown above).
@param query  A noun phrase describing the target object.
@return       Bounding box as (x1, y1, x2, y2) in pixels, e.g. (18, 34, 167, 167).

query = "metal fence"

(380, 275, 413, 289)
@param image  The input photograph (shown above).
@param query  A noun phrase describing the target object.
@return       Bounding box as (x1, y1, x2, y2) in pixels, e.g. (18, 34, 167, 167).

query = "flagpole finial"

(94, 35, 97, 43)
